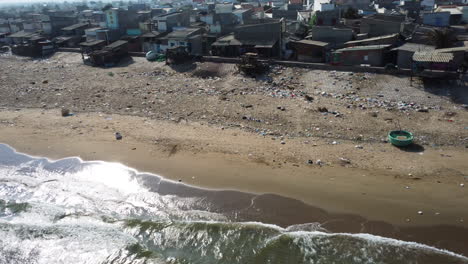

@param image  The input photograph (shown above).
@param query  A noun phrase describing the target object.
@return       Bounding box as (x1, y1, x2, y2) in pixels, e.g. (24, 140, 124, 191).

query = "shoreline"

(2, 143, 468, 261)
(0, 108, 466, 229)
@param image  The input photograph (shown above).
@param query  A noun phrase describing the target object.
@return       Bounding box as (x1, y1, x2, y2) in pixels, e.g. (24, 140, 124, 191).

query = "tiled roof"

(412, 51, 454, 63)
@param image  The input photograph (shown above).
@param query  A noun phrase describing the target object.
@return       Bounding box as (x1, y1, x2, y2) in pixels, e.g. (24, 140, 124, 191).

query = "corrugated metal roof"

(8, 30, 39, 38)
(104, 40, 128, 50)
(345, 33, 399, 45)
(412, 51, 454, 63)
(335, 44, 391, 52)
(79, 39, 106, 47)
(166, 28, 201, 39)
(433, 46, 468, 53)
(62, 23, 89, 31)
(211, 34, 242, 46)
(294, 39, 330, 47)
(392, 43, 435, 52)
(436, 8, 463, 15)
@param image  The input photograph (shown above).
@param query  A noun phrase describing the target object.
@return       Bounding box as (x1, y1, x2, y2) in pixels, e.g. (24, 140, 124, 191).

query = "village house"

(154, 12, 190, 33)
(391, 42, 435, 69)
(41, 13, 78, 36)
(344, 33, 400, 47)
(0, 22, 13, 34)
(308, 26, 354, 46)
(54, 22, 92, 47)
(314, 9, 340, 26)
(120, 35, 141, 52)
(88, 40, 129, 66)
(360, 14, 406, 37)
(0, 32, 10, 44)
(104, 8, 141, 36)
(434, 6, 466, 25)
(7, 30, 41, 44)
(332, 44, 391, 66)
(292, 39, 331, 62)
(79, 39, 107, 60)
(272, 4, 302, 20)
(164, 27, 204, 55)
(11, 35, 54, 57)
(233, 9, 254, 25)
(422, 11, 451, 27)
(412, 51, 455, 72)
(336, 0, 372, 9)
(433, 46, 468, 67)
(141, 31, 168, 53)
(211, 20, 283, 57)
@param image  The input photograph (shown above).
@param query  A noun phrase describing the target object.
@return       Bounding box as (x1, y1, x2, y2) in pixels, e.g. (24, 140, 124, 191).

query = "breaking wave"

(0, 143, 466, 264)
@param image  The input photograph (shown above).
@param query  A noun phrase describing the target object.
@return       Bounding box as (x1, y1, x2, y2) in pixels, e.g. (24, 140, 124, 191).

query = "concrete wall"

(360, 18, 402, 37)
(396, 50, 414, 69)
(334, 49, 385, 66)
(422, 12, 450, 27)
(202, 55, 417, 75)
(345, 34, 399, 47)
(209, 23, 222, 34)
(158, 21, 167, 32)
(311, 26, 353, 43)
(106, 9, 119, 30)
(235, 22, 281, 41)
(189, 34, 203, 55)
(0, 25, 10, 33)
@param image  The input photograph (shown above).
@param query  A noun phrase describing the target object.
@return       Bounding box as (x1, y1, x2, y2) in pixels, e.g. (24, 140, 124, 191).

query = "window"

(170, 43, 175, 47)
(179, 41, 185, 46)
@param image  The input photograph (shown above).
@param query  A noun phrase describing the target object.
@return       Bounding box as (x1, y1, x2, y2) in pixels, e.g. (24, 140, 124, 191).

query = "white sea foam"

(0, 143, 467, 264)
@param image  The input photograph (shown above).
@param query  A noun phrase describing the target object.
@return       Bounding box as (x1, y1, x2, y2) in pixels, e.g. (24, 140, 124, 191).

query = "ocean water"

(0, 143, 466, 264)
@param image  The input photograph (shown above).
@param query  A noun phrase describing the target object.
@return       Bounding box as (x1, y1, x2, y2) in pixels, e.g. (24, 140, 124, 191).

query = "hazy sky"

(0, 0, 86, 3)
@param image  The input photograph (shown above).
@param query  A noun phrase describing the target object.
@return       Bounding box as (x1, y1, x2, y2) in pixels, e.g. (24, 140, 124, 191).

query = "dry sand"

(0, 109, 466, 229)
(1, 52, 468, 253)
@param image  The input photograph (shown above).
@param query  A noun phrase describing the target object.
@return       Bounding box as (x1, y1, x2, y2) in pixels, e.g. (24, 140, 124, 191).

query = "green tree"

(343, 7, 360, 19)
(309, 14, 317, 28)
(102, 4, 113, 11)
(425, 28, 456, 49)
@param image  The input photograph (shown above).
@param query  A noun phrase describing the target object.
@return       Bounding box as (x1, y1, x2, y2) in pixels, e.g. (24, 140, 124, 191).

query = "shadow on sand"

(422, 78, 468, 105)
(112, 56, 136, 68)
(168, 61, 197, 73)
(394, 143, 425, 153)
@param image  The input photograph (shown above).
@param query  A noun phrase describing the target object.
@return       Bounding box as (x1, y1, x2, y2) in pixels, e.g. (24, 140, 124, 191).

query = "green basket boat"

(388, 130, 413, 147)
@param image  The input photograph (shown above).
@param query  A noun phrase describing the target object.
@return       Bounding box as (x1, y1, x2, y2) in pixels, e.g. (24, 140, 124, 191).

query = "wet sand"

(156, 183, 468, 257)
(0, 108, 467, 256)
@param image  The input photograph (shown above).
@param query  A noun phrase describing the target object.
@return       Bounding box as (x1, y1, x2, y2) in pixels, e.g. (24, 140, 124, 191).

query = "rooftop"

(294, 39, 330, 47)
(141, 31, 162, 38)
(434, 46, 468, 53)
(211, 34, 242, 46)
(104, 40, 128, 50)
(345, 33, 399, 45)
(8, 30, 39, 39)
(336, 44, 391, 52)
(412, 51, 454, 63)
(391, 43, 435, 52)
(62, 23, 90, 31)
(166, 28, 201, 39)
(79, 39, 106, 47)
(436, 7, 463, 15)
(233, 9, 251, 14)
(155, 12, 181, 19)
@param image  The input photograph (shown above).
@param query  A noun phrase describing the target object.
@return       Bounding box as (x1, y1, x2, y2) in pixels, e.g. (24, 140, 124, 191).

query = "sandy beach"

(1, 52, 468, 256)
(0, 108, 467, 226)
